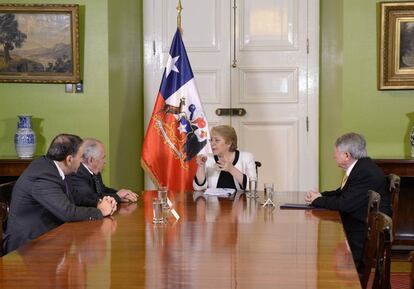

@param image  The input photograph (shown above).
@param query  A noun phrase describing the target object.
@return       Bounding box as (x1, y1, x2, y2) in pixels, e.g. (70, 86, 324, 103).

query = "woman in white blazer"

(193, 125, 256, 191)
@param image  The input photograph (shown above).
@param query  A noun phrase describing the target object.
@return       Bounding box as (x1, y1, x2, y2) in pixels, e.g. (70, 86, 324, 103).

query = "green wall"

(108, 0, 143, 191)
(0, 0, 143, 190)
(320, 0, 344, 190)
(320, 0, 414, 190)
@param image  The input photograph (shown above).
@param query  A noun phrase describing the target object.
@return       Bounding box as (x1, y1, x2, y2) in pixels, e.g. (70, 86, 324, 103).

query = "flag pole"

(177, 0, 183, 34)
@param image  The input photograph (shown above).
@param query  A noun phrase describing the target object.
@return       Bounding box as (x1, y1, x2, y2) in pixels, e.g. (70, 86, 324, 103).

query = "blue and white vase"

(15, 115, 36, 158)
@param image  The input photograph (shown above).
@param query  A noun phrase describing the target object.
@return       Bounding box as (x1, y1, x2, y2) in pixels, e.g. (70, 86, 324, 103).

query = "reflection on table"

(0, 191, 361, 289)
(1, 217, 117, 288)
(144, 190, 360, 289)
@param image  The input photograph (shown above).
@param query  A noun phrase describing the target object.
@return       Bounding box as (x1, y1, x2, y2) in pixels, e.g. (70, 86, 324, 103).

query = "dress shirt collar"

(346, 159, 358, 177)
(82, 162, 94, 175)
(53, 161, 66, 180)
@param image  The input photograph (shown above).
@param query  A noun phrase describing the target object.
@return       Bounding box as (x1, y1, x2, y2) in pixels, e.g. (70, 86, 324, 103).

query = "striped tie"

(340, 174, 348, 189)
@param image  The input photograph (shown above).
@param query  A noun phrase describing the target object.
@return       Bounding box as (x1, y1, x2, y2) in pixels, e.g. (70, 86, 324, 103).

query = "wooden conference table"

(0, 191, 361, 288)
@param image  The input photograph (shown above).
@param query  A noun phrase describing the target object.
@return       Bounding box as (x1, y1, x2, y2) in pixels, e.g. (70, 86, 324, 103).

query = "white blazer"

(193, 151, 257, 191)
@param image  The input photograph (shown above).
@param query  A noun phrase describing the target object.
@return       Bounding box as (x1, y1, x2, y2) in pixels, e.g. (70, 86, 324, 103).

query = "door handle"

(215, 108, 246, 116)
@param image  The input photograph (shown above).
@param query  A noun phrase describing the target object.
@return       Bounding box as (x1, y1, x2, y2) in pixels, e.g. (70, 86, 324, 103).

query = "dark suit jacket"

(312, 157, 391, 264)
(3, 156, 103, 253)
(68, 164, 121, 207)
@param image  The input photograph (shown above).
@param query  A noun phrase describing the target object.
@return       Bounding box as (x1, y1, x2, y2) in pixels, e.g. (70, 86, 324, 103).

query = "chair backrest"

(372, 212, 393, 289)
(358, 190, 381, 289)
(367, 189, 381, 219)
(0, 181, 15, 257)
(386, 173, 400, 239)
(0, 201, 7, 257)
(0, 181, 16, 241)
(0, 181, 15, 215)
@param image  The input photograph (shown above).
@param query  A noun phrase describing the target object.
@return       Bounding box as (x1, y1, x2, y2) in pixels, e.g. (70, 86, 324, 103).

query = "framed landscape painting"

(379, 2, 414, 89)
(0, 4, 80, 83)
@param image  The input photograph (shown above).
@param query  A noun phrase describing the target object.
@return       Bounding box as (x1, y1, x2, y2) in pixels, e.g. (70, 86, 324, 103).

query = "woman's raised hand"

(196, 154, 207, 167)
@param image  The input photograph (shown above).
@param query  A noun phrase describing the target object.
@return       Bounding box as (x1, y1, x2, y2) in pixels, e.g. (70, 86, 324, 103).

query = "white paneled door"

(144, 0, 319, 191)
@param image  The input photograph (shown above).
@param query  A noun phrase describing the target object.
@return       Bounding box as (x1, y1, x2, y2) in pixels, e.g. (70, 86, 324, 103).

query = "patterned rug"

(366, 273, 409, 289)
(366, 261, 410, 289)
(391, 260, 410, 289)
(390, 273, 410, 289)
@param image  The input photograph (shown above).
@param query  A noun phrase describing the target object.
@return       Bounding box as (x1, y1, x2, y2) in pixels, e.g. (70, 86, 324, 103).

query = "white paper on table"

(170, 208, 180, 220)
(204, 188, 236, 197)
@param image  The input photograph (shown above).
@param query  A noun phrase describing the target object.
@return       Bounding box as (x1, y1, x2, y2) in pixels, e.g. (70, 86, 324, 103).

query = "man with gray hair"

(305, 132, 391, 265)
(68, 138, 137, 207)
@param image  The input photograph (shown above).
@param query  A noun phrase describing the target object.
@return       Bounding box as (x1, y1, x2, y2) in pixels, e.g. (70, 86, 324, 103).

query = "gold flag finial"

(177, 0, 183, 34)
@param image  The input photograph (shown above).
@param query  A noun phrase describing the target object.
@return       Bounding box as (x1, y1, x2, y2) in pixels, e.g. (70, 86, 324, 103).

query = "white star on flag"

(165, 54, 180, 78)
(178, 122, 188, 134)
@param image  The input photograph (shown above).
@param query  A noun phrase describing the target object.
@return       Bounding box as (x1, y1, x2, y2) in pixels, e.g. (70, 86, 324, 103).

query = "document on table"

(204, 188, 236, 197)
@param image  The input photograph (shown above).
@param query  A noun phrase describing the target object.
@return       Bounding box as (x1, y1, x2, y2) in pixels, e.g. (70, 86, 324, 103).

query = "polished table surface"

(0, 191, 361, 288)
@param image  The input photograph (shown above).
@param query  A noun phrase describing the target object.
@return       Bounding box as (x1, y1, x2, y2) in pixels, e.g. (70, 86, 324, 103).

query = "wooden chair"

(0, 201, 7, 257)
(372, 212, 393, 289)
(386, 174, 400, 239)
(0, 181, 15, 214)
(0, 181, 15, 256)
(358, 190, 381, 289)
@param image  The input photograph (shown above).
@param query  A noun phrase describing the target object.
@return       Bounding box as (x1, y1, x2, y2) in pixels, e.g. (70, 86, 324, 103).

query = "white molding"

(238, 67, 299, 103)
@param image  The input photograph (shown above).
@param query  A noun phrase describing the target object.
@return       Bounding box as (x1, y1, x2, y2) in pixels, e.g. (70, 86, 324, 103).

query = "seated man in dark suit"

(68, 138, 137, 207)
(3, 134, 115, 254)
(305, 132, 391, 265)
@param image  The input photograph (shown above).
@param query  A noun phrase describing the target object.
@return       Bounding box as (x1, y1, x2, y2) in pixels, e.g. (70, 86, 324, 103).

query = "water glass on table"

(247, 179, 258, 198)
(152, 198, 164, 224)
(264, 183, 274, 200)
(158, 186, 169, 209)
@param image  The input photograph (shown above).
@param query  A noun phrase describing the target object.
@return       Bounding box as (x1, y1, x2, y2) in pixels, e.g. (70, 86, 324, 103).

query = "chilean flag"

(141, 29, 211, 192)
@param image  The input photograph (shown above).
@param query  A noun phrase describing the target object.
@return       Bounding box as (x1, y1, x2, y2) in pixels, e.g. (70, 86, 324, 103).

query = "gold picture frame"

(379, 2, 414, 89)
(0, 4, 80, 83)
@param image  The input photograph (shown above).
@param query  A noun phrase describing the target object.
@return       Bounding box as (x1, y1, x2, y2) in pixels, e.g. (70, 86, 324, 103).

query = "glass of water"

(158, 186, 169, 209)
(152, 198, 164, 224)
(247, 179, 258, 198)
(264, 183, 274, 200)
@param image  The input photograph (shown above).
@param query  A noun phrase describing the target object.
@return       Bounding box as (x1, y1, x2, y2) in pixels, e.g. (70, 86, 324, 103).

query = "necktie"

(92, 174, 104, 198)
(340, 174, 348, 189)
